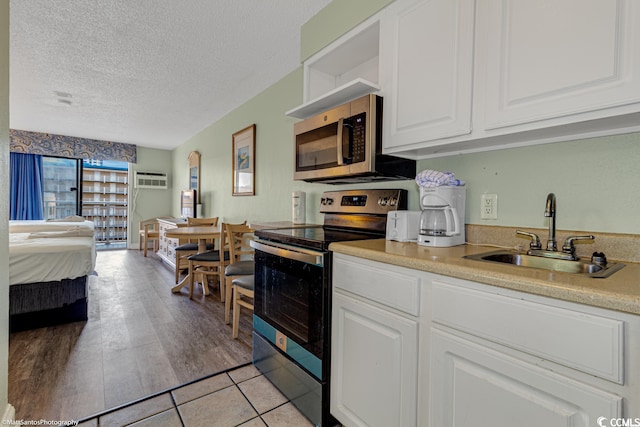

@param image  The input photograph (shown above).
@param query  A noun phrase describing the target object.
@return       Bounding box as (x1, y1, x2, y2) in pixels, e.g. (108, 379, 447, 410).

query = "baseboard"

(2, 403, 18, 426)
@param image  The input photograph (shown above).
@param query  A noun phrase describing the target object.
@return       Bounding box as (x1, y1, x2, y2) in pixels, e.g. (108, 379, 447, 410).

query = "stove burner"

(255, 226, 384, 251)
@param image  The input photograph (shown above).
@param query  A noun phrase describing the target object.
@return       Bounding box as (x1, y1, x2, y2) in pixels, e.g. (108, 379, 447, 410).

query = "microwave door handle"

(336, 117, 345, 166)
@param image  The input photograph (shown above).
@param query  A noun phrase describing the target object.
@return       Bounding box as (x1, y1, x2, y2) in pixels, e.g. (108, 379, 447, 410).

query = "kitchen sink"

(464, 250, 625, 278)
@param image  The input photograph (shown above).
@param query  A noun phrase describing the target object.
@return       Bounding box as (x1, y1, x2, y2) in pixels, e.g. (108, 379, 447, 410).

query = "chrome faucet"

(516, 193, 595, 261)
(544, 193, 557, 251)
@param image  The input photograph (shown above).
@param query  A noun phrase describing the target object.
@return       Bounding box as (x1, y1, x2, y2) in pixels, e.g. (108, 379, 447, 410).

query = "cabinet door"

(381, 0, 475, 149)
(481, 0, 640, 130)
(430, 328, 622, 427)
(331, 291, 418, 427)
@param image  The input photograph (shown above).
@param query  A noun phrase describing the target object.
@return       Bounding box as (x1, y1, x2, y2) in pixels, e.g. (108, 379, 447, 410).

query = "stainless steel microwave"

(293, 94, 416, 184)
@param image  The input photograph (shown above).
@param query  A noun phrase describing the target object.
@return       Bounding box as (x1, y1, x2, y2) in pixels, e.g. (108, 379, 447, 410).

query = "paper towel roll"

(292, 191, 305, 224)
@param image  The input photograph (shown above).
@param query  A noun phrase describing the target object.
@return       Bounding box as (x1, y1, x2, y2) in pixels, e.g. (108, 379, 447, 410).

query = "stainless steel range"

(251, 189, 407, 427)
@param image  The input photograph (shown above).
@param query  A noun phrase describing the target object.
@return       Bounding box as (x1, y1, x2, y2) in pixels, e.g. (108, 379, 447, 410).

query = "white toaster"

(386, 211, 421, 242)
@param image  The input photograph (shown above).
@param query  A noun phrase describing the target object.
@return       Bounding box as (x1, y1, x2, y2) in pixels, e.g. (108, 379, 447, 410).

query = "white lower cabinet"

(429, 328, 621, 427)
(331, 254, 420, 427)
(331, 292, 418, 427)
(331, 253, 639, 426)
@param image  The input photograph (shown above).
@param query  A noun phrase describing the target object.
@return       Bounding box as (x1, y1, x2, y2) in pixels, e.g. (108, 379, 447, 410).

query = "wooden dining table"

(164, 225, 222, 294)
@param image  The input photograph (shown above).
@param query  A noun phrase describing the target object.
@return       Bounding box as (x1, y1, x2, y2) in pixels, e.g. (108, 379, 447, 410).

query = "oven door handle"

(336, 117, 345, 166)
(251, 239, 325, 267)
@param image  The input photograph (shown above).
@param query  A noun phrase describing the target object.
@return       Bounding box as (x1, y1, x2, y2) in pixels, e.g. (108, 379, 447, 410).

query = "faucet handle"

(562, 235, 595, 255)
(516, 230, 542, 250)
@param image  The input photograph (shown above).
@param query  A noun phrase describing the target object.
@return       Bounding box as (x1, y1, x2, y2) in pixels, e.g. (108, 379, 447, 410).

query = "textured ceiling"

(9, 0, 331, 150)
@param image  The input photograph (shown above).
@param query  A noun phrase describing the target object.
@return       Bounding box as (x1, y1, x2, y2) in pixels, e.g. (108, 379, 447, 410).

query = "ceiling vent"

(134, 171, 168, 189)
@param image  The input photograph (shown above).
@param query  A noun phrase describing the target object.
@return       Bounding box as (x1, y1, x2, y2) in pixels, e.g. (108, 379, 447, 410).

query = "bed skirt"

(9, 276, 88, 332)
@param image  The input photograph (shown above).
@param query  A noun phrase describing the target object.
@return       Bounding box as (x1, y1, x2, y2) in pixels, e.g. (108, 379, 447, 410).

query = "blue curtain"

(10, 152, 44, 220)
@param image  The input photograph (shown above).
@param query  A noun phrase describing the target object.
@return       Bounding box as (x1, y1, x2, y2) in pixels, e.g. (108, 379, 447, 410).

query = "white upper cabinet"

(380, 0, 476, 149)
(290, 0, 640, 156)
(378, 0, 640, 158)
(480, 0, 640, 131)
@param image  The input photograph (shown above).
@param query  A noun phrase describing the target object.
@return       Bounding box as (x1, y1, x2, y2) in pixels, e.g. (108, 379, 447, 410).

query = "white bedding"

(9, 232, 96, 286)
(9, 220, 95, 233)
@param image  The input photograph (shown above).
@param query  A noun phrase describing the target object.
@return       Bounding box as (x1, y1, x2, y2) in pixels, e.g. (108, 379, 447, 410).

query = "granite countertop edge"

(329, 239, 640, 316)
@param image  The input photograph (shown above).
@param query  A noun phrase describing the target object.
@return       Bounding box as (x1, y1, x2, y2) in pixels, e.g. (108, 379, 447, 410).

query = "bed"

(8, 219, 97, 332)
(9, 217, 94, 233)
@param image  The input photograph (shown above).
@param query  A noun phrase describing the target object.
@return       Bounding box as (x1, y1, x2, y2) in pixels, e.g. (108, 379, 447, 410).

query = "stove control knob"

(324, 197, 333, 205)
(389, 197, 397, 206)
(379, 197, 389, 206)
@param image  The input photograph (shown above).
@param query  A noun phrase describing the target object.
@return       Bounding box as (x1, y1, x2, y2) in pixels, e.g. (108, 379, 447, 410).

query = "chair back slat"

(187, 217, 219, 227)
(223, 222, 254, 263)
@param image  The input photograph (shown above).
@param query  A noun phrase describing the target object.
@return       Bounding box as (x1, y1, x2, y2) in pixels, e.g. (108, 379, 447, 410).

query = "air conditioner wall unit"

(134, 171, 168, 189)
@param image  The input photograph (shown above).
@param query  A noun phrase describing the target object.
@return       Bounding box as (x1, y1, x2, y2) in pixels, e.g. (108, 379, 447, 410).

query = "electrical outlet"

(481, 193, 498, 220)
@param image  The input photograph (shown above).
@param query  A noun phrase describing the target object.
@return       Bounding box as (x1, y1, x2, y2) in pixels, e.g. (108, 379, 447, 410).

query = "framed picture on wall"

(232, 124, 256, 196)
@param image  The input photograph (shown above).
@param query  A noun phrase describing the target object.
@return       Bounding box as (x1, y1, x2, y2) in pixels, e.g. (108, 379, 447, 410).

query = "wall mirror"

(188, 151, 200, 203)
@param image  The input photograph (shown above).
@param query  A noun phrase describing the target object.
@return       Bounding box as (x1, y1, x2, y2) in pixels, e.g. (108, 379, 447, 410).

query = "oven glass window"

(254, 250, 327, 359)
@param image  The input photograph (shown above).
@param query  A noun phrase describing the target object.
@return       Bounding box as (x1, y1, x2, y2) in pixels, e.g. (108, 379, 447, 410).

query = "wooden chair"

(174, 217, 219, 283)
(186, 221, 246, 299)
(231, 275, 254, 339)
(223, 223, 255, 324)
(139, 217, 166, 257)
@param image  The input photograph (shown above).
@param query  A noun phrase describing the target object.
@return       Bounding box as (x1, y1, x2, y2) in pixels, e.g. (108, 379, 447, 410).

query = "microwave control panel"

(350, 113, 367, 163)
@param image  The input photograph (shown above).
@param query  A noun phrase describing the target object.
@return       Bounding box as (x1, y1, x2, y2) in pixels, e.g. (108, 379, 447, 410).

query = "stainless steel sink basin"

(464, 250, 624, 278)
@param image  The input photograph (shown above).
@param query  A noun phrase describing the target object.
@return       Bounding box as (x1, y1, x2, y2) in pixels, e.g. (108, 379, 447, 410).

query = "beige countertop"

(329, 239, 640, 315)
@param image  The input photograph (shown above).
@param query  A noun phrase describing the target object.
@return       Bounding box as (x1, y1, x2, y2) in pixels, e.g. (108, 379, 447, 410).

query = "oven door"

(251, 239, 329, 372)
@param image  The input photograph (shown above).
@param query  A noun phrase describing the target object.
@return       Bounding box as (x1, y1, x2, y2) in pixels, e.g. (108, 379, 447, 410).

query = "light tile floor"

(76, 364, 313, 427)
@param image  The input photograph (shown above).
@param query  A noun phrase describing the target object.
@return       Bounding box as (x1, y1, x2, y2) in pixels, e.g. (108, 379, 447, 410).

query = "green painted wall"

(172, 0, 640, 236)
(417, 133, 640, 234)
(300, 0, 394, 61)
(129, 146, 173, 246)
(171, 0, 418, 226)
(0, 0, 9, 412)
(172, 68, 418, 225)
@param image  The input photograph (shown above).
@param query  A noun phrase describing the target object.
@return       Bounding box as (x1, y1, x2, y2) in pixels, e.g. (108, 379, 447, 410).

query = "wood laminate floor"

(8, 249, 253, 422)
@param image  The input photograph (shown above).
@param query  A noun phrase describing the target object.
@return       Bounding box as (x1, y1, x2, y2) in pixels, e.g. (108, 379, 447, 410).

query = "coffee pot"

(418, 186, 466, 247)
(420, 206, 459, 237)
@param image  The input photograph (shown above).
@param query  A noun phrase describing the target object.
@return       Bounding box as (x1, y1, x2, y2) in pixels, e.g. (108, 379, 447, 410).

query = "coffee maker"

(418, 186, 466, 247)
